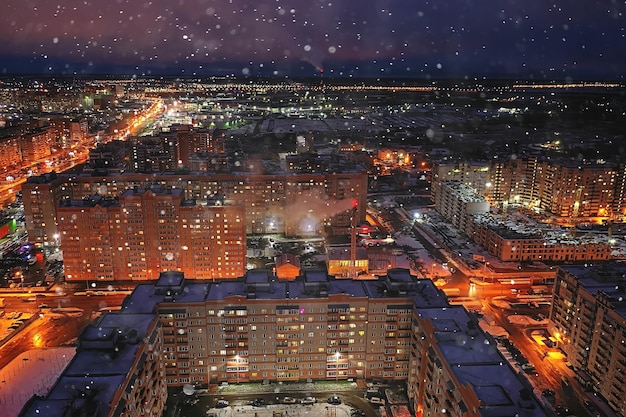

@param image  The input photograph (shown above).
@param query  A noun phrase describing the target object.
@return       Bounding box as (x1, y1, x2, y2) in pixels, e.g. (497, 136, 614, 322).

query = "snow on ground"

(207, 402, 354, 417)
(478, 321, 509, 337)
(393, 234, 451, 279)
(507, 315, 549, 326)
(490, 297, 512, 309)
(0, 347, 75, 417)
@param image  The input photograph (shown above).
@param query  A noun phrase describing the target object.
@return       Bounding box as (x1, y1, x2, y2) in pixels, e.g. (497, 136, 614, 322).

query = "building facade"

(550, 265, 626, 416)
(434, 182, 489, 232)
(433, 181, 613, 263)
(116, 270, 549, 417)
(436, 156, 624, 221)
(22, 169, 367, 246)
(57, 185, 245, 282)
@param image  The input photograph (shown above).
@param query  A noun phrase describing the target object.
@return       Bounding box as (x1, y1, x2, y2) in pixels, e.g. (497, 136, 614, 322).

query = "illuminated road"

(0, 293, 128, 370)
(0, 98, 163, 209)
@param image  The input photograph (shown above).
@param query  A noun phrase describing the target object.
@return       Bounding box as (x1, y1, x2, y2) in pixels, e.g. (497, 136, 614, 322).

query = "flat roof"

(560, 264, 626, 318)
(418, 306, 547, 416)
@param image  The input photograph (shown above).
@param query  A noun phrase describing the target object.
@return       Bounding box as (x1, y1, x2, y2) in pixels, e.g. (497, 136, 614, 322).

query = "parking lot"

(167, 382, 395, 417)
(205, 402, 358, 417)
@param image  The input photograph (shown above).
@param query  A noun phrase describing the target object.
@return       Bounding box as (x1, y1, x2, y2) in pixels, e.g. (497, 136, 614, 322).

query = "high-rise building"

(22, 169, 367, 245)
(431, 161, 491, 202)
(550, 264, 626, 415)
(175, 126, 225, 167)
(0, 132, 23, 169)
(86, 140, 131, 174)
(68, 117, 88, 146)
(131, 136, 176, 173)
(434, 182, 489, 232)
(20, 126, 54, 162)
(57, 185, 245, 282)
(112, 269, 549, 417)
(20, 311, 166, 417)
(438, 156, 622, 220)
(22, 172, 70, 246)
(433, 181, 613, 263)
(410, 305, 543, 417)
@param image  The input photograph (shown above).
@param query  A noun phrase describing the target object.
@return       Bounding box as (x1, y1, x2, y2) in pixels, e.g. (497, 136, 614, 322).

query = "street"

(0, 292, 128, 370)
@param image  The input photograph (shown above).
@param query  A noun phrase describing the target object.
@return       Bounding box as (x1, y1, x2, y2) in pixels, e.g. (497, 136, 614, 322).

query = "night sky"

(1, 0, 625, 79)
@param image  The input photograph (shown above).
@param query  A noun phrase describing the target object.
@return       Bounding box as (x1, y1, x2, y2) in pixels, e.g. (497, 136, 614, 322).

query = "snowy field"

(0, 348, 75, 417)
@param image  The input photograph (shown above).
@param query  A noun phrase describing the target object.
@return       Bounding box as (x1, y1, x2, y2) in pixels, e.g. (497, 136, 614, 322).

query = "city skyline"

(2, 77, 626, 416)
(1, 0, 625, 79)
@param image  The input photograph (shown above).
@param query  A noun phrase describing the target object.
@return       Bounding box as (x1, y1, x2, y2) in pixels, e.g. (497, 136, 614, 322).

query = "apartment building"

(550, 162, 617, 218)
(431, 162, 491, 203)
(432, 181, 613, 263)
(436, 156, 622, 221)
(86, 140, 131, 174)
(0, 132, 23, 169)
(20, 126, 55, 162)
(434, 182, 489, 232)
(118, 269, 548, 417)
(175, 126, 225, 166)
(22, 172, 71, 245)
(21, 312, 166, 417)
(411, 306, 543, 417)
(68, 117, 88, 146)
(550, 265, 626, 416)
(131, 136, 177, 172)
(471, 215, 612, 262)
(56, 185, 245, 282)
(188, 152, 229, 172)
(22, 169, 367, 245)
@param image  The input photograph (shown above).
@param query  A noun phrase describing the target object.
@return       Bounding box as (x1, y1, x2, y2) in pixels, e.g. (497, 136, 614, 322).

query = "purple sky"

(1, 0, 625, 79)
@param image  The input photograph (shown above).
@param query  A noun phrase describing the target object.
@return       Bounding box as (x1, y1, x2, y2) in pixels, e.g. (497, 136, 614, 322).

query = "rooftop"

(122, 269, 449, 308)
(418, 306, 546, 417)
(560, 264, 626, 318)
(22, 312, 157, 417)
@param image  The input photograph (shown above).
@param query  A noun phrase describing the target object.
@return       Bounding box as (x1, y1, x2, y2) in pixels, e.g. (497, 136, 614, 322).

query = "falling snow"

(0, 0, 624, 78)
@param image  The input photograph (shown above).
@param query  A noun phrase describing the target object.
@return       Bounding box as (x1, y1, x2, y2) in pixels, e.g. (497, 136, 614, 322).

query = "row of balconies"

(224, 334, 248, 340)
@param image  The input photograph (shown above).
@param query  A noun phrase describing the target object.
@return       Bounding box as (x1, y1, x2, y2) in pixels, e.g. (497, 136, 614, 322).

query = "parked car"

(327, 396, 342, 405)
(301, 397, 316, 405)
(215, 399, 229, 408)
(368, 397, 385, 405)
(250, 398, 266, 407)
(281, 397, 297, 404)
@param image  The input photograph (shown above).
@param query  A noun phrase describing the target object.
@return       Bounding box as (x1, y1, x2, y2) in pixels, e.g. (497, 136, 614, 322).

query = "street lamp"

(335, 352, 341, 382)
